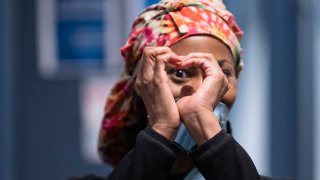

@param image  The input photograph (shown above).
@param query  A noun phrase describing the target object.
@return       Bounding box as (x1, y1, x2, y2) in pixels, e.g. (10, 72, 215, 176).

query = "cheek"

(168, 81, 181, 97)
(221, 83, 237, 108)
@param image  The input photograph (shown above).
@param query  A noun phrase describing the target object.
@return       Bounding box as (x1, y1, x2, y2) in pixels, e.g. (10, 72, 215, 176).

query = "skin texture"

(135, 35, 239, 145)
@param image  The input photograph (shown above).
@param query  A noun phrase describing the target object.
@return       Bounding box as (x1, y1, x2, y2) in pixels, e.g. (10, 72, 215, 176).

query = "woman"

(97, 0, 292, 179)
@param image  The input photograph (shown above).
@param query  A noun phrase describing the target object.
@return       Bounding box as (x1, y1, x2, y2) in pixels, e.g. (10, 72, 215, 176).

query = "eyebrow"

(165, 63, 197, 71)
(218, 59, 234, 67)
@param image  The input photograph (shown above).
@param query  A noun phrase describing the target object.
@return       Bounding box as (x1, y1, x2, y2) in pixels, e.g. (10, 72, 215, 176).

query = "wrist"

(182, 110, 221, 145)
(151, 123, 179, 140)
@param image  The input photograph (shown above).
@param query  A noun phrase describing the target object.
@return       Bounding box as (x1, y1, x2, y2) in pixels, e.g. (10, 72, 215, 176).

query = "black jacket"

(106, 128, 292, 180)
(71, 128, 293, 180)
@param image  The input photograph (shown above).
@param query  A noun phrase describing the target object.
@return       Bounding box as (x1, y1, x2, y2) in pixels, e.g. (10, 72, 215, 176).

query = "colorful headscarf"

(99, 0, 243, 166)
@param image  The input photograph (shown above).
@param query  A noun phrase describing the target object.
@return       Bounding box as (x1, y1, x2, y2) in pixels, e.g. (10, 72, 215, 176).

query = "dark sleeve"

(260, 176, 295, 180)
(189, 130, 260, 180)
(107, 127, 184, 180)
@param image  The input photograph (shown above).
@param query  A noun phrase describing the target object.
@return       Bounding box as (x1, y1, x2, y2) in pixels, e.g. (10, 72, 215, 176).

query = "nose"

(171, 74, 202, 101)
(180, 85, 195, 97)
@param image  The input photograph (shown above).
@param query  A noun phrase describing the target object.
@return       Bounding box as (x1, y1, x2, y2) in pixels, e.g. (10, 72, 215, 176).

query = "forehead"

(169, 35, 234, 64)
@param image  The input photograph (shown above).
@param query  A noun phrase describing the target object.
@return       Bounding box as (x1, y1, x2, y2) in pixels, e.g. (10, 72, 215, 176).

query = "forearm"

(108, 128, 183, 180)
(189, 130, 260, 180)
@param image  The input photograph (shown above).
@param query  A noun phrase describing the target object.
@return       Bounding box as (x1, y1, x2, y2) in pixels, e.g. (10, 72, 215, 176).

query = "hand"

(135, 47, 183, 140)
(176, 53, 230, 145)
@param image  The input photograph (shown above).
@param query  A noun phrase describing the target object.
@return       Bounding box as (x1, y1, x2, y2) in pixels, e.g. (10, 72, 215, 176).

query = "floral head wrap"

(99, 0, 243, 165)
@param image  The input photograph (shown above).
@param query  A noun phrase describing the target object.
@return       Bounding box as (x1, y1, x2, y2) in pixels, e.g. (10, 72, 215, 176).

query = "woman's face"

(167, 35, 238, 108)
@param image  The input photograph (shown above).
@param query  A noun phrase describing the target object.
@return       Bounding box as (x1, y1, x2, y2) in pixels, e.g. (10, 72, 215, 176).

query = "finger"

(154, 53, 183, 86)
(181, 53, 221, 71)
(180, 57, 229, 104)
(180, 56, 228, 86)
(137, 47, 173, 83)
(144, 46, 173, 61)
(136, 47, 175, 99)
(154, 54, 176, 101)
(155, 53, 183, 85)
(136, 55, 153, 88)
(153, 54, 181, 113)
(178, 57, 216, 77)
(137, 47, 171, 86)
(182, 53, 214, 61)
(138, 46, 171, 78)
(157, 53, 183, 65)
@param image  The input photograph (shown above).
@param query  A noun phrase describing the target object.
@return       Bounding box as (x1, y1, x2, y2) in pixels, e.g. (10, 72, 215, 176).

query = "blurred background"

(0, 0, 319, 179)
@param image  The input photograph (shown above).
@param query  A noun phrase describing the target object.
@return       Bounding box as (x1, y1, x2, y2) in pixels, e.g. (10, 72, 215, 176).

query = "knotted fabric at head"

(98, 0, 244, 166)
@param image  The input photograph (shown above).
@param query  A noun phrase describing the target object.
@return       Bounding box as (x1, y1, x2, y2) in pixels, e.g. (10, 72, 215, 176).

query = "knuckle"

(156, 55, 168, 64)
(141, 77, 150, 85)
(143, 47, 152, 56)
(135, 78, 142, 88)
(143, 46, 157, 55)
(135, 77, 151, 91)
(160, 46, 171, 52)
(156, 55, 165, 62)
(156, 47, 171, 55)
(143, 46, 171, 60)
(137, 74, 150, 84)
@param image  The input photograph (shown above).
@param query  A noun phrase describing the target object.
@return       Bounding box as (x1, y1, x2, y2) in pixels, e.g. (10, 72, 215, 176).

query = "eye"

(174, 69, 188, 79)
(218, 59, 235, 78)
(222, 69, 232, 77)
(165, 66, 197, 83)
